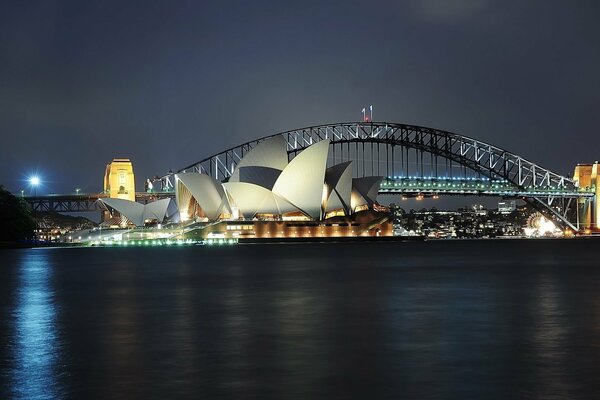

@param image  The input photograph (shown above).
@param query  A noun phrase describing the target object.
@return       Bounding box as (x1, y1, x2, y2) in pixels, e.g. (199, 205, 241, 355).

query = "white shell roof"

(144, 198, 173, 221)
(223, 182, 296, 218)
(237, 166, 282, 189)
(167, 139, 384, 222)
(351, 176, 383, 211)
(175, 173, 231, 220)
(272, 139, 330, 219)
(324, 161, 353, 213)
(229, 135, 288, 182)
(100, 198, 145, 226)
(99, 197, 176, 226)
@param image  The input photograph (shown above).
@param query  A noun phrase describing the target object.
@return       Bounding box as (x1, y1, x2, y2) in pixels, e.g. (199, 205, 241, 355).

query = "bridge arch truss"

(155, 122, 592, 231)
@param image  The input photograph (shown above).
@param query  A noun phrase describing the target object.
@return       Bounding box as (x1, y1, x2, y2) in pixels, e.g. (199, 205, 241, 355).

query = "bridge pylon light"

(104, 159, 135, 201)
(572, 162, 600, 231)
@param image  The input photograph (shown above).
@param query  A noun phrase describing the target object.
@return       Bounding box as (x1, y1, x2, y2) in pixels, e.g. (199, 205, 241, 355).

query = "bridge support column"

(577, 198, 591, 230)
(593, 163, 600, 230)
(573, 162, 599, 231)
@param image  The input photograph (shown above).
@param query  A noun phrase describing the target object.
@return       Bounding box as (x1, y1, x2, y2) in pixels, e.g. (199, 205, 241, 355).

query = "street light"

(29, 176, 40, 196)
(76, 188, 80, 195)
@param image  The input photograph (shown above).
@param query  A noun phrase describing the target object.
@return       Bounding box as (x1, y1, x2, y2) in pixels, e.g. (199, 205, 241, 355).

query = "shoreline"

(4, 235, 600, 249)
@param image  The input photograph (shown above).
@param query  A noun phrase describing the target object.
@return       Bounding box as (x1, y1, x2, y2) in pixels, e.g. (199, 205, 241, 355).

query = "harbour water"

(1, 240, 600, 399)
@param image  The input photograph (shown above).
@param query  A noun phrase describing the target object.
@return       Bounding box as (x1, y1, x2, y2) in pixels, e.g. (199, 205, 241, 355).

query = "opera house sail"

(99, 197, 177, 227)
(98, 135, 391, 237)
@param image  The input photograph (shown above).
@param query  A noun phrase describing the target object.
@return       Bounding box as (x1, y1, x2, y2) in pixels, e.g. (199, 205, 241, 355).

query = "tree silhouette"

(0, 186, 36, 242)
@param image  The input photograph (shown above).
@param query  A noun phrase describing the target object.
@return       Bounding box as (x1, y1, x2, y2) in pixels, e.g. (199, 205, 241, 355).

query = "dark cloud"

(1, 0, 599, 197)
(407, 0, 495, 23)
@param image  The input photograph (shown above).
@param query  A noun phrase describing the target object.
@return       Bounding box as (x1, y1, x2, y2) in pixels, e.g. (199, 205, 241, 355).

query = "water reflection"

(102, 261, 145, 398)
(10, 249, 62, 400)
(2, 241, 600, 398)
(533, 273, 573, 399)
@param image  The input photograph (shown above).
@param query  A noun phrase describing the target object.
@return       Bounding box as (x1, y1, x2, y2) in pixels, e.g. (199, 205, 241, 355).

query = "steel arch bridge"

(152, 122, 594, 231)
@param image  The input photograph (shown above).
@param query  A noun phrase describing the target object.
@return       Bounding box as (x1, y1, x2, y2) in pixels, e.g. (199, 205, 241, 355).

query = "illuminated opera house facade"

(100, 137, 392, 239)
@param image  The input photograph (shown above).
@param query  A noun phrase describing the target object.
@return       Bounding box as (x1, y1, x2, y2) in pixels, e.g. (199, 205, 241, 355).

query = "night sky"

(1, 1, 599, 196)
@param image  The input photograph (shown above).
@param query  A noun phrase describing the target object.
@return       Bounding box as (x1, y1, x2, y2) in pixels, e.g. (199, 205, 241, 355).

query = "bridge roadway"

(380, 177, 595, 198)
(24, 192, 174, 213)
(23, 177, 594, 213)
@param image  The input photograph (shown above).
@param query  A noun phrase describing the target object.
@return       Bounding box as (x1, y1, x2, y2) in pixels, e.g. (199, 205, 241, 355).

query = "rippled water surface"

(2, 240, 600, 399)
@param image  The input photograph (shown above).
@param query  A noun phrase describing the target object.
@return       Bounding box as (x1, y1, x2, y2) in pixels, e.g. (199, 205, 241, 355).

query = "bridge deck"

(23, 177, 593, 214)
(23, 192, 174, 213)
(379, 177, 594, 198)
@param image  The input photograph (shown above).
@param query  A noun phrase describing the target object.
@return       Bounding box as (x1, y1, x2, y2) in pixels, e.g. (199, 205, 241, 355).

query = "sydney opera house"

(99, 136, 391, 239)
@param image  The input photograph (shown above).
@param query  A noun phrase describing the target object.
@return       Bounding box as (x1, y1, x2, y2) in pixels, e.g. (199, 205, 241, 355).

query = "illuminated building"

(193, 212, 393, 240)
(103, 158, 136, 201)
(174, 136, 391, 238)
(573, 162, 600, 230)
(498, 200, 516, 214)
(96, 138, 390, 236)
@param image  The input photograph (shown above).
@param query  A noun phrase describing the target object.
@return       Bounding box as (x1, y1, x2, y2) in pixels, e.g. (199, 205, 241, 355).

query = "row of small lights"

(91, 238, 238, 246)
(382, 182, 579, 192)
(390, 189, 577, 196)
(93, 239, 192, 246)
(383, 182, 512, 188)
(205, 238, 238, 245)
(385, 176, 586, 190)
(387, 176, 495, 181)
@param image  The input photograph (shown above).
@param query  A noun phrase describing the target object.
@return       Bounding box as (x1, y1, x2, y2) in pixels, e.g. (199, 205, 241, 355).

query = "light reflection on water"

(533, 274, 573, 399)
(2, 241, 600, 399)
(10, 249, 62, 400)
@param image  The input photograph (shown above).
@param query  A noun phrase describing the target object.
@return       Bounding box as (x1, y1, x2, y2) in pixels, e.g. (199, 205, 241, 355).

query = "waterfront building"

(498, 200, 516, 214)
(174, 136, 390, 238)
(95, 137, 390, 238)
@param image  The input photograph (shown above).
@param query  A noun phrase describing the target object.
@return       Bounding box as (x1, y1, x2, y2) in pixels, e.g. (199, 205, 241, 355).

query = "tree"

(0, 186, 37, 242)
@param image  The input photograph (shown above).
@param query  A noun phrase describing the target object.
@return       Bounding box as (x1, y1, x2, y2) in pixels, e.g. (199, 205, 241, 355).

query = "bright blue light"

(29, 176, 40, 186)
